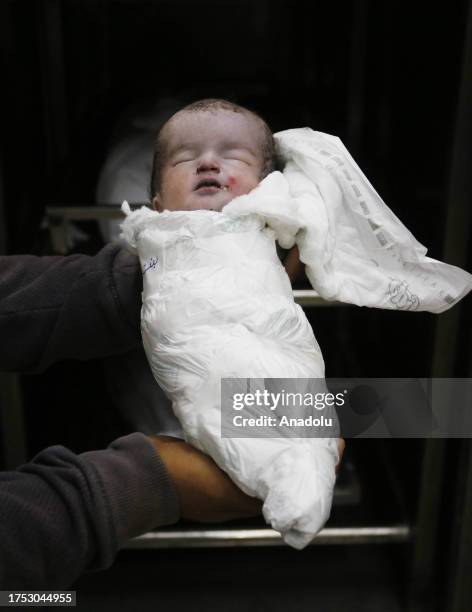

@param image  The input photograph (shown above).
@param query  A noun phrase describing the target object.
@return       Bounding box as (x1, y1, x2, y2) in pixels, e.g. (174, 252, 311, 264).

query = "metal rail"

(125, 524, 411, 549)
(46, 205, 132, 220)
(45, 205, 346, 308)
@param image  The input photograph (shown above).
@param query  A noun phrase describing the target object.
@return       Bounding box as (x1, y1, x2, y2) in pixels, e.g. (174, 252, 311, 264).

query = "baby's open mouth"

(194, 179, 229, 193)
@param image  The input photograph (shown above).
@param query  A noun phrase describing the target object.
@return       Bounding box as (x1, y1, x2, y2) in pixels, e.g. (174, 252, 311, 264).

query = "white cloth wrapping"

(226, 129, 472, 312)
(120, 128, 472, 549)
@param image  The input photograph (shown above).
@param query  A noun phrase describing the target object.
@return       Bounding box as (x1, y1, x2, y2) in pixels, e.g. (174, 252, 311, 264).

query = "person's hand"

(150, 436, 346, 523)
(283, 245, 304, 283)
(149, 436, 262, 523)
(336, 438, 345, 474)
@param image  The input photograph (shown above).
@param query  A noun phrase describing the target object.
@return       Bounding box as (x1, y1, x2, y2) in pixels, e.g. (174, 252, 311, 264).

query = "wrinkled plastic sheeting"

(225, 129, 472, 312)
(121, 199, 339, 549)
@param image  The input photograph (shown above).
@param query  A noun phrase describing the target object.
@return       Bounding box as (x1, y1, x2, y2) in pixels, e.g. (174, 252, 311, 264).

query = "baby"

(121, 98, 472, 548)
(149, 98, 276, 214)
(121, 99, 340, 548)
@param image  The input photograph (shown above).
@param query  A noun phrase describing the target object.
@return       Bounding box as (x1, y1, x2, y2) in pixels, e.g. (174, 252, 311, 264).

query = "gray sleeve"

(0, 244, 143, 372)
(0, 433, 180, 588)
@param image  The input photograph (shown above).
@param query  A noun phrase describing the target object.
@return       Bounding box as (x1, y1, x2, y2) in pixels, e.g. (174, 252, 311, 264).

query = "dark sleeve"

(0, 244, 143, 372)
(0, 433, 180, 589)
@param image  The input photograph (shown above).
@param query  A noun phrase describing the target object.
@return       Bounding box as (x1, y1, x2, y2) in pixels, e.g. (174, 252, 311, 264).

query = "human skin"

(151, 436, 345, 522)
(152, 109, 264, 212)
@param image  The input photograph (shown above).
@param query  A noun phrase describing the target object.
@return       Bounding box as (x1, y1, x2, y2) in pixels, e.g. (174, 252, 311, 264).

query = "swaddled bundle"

(121, 129, 472, 549)
(121, 187, 338, 549)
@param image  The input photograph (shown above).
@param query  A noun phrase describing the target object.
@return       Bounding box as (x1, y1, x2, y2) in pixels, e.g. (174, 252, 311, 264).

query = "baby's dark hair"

(149, 98, 278, 198)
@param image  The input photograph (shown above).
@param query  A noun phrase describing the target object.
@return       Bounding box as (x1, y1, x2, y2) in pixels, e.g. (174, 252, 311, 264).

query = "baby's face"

(153, 110, 264, 212)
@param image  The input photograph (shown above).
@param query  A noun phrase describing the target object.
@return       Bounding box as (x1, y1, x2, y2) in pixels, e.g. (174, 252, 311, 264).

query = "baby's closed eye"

(224, 151, 253, 165)
(173, 157, 195, 165)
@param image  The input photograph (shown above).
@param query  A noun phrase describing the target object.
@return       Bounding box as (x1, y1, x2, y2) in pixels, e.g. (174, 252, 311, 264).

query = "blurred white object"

(96, 98, 182, 242)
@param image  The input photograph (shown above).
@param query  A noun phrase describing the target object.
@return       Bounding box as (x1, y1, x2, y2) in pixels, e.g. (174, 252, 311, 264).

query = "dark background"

(2, 0, 471, 441)
(1, 1, 472, 610)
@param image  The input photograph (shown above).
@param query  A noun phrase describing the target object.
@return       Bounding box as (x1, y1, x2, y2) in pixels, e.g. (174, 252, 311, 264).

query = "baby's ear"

(152, 195, 162, 211)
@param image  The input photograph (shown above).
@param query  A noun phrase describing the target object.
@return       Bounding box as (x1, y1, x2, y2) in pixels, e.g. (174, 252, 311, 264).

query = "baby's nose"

(196, 153, 221, 173)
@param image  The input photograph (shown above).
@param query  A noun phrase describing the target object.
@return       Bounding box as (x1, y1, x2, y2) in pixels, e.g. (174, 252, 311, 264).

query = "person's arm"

(0, 244, 142, 372)
(150, 436, 262, 522)
(0, 433, 178, 588)
(0, 432, 268, 589)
